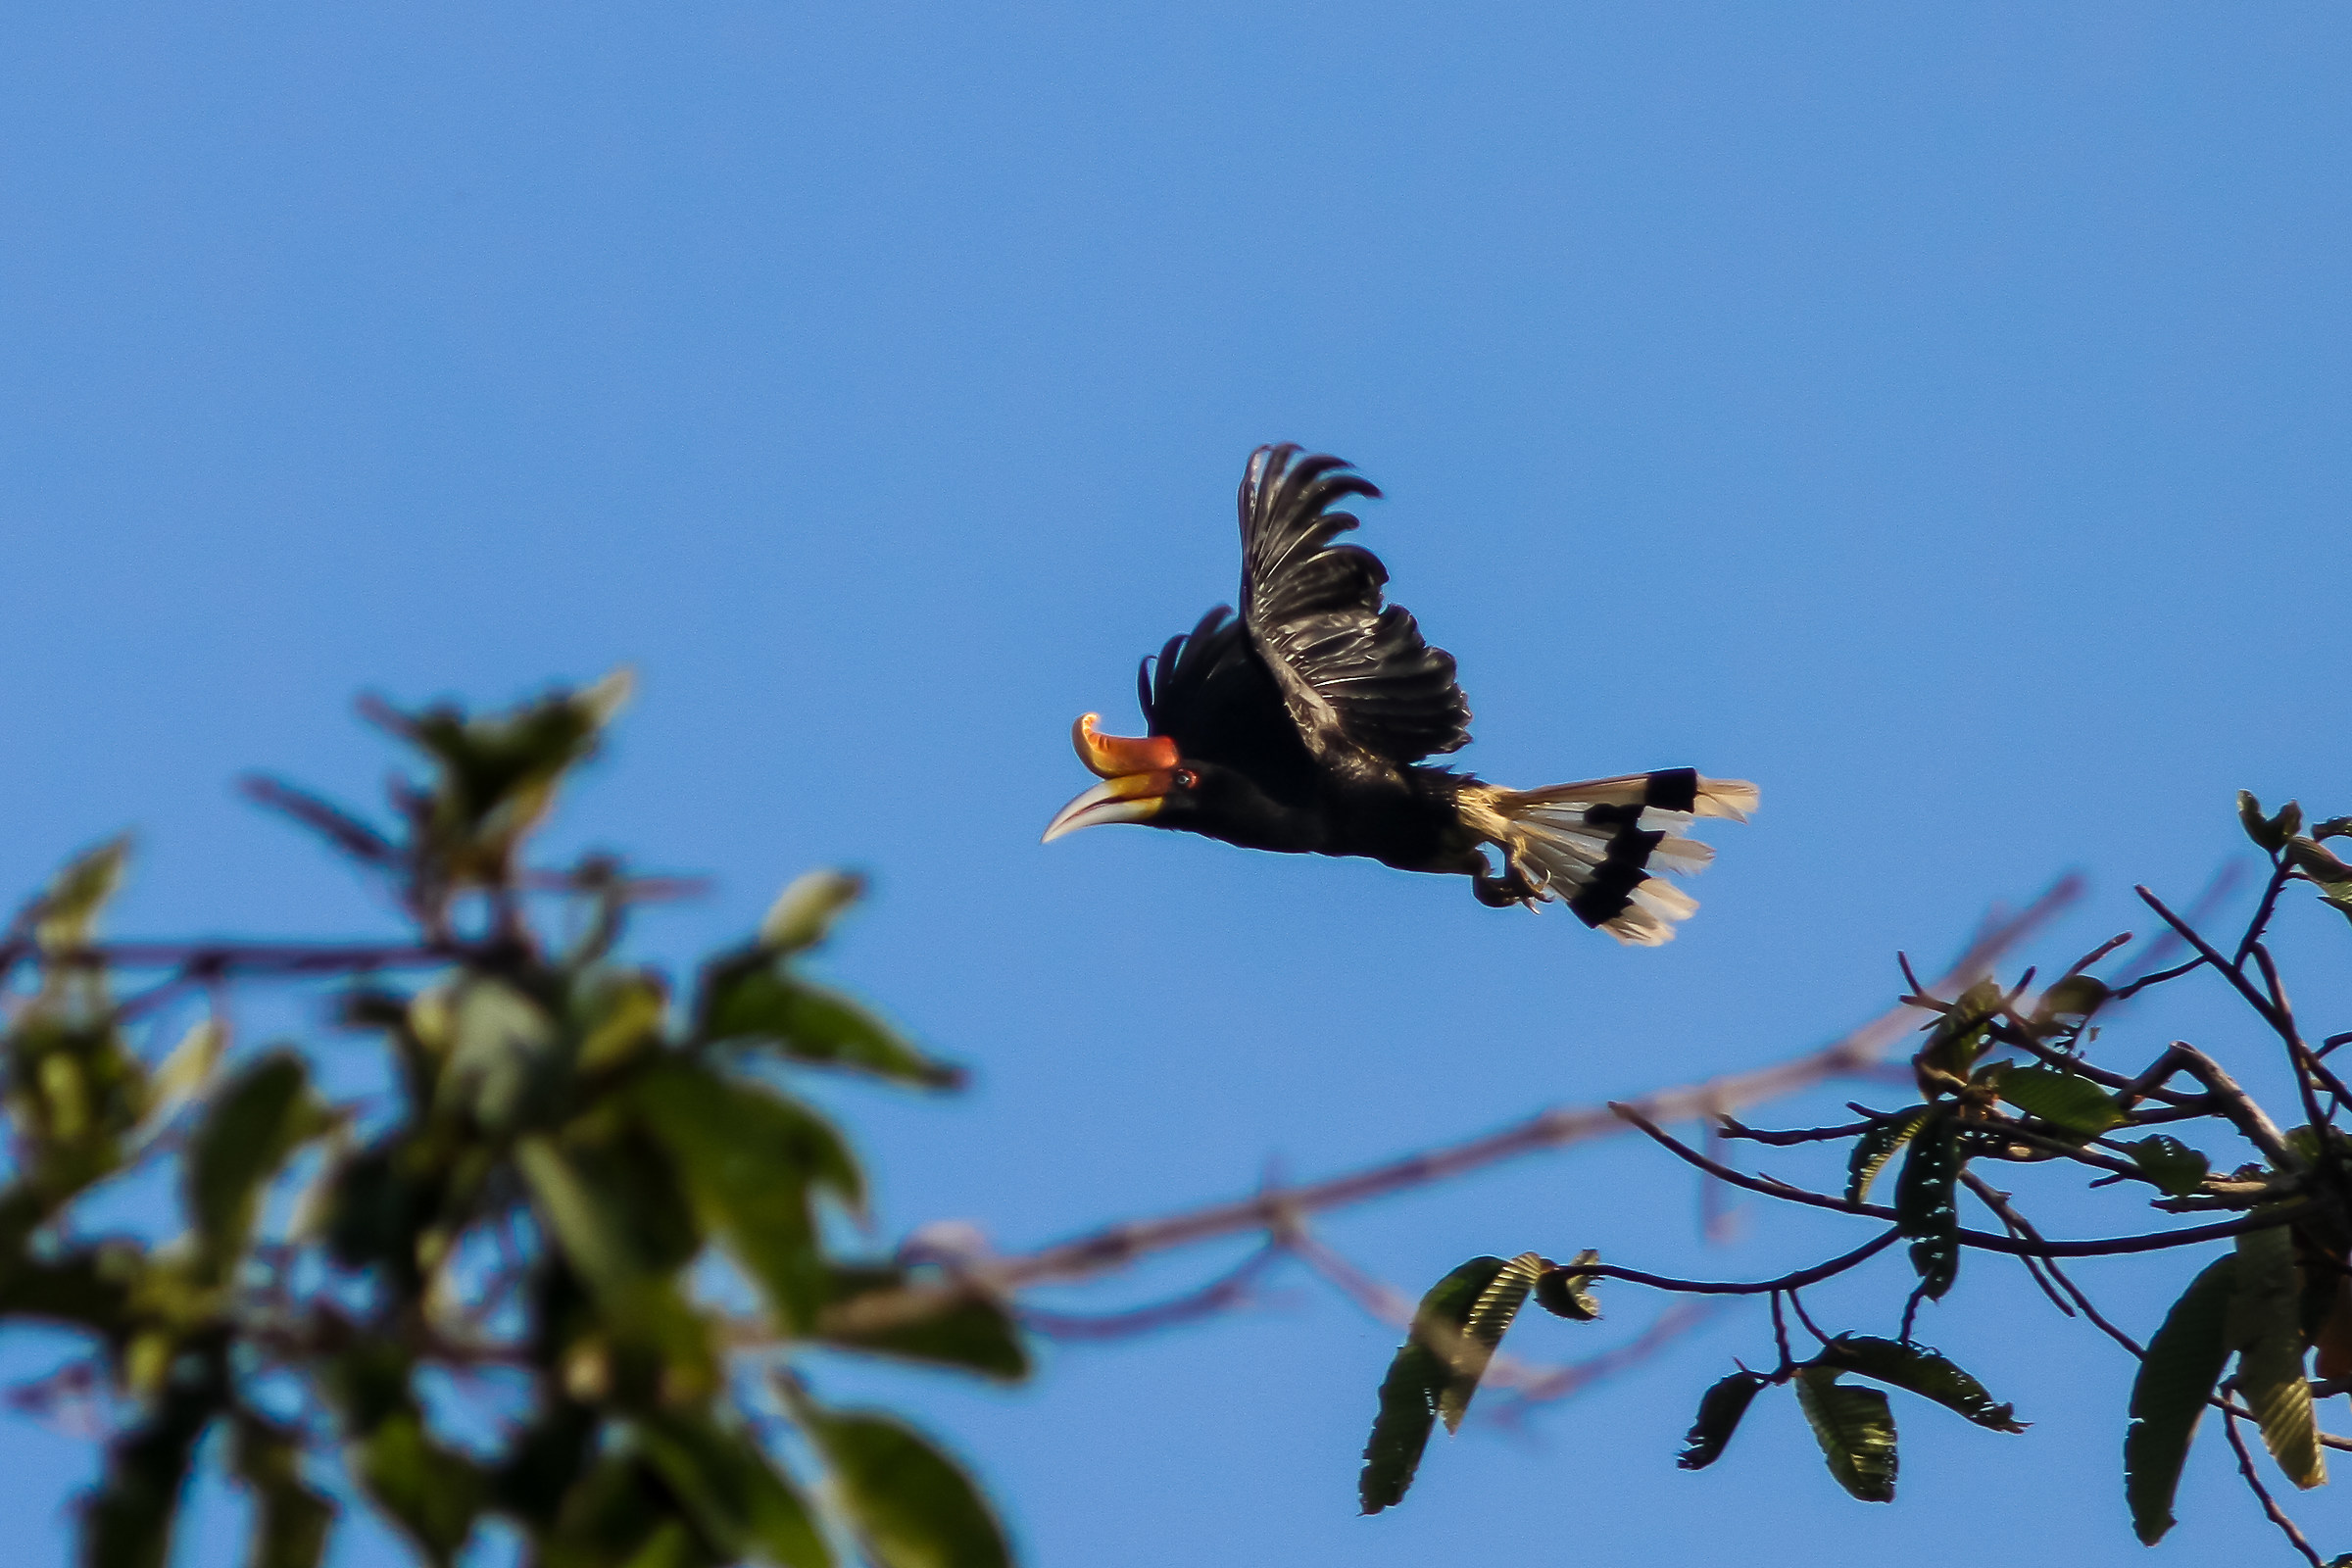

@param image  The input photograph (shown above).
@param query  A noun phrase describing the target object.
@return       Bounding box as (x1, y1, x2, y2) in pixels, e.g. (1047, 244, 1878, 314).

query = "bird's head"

(1041, 713, 1200, 842)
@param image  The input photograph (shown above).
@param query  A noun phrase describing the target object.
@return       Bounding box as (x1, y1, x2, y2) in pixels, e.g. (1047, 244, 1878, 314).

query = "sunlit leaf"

(1440, 1251, 1544, 1432)
(1812, 1336, 2025, 1431)
(1677, 1370, 1771, 1470)
(144, 1018, 224, 1127)
(34, 836, 129, 954)
(1793, 1368, 1897, 1502)
(2230, 1222, 2325, 1489)
(442, 978, 560, 1133)
(1997, 1064, 2127, 1137)
(2126, 1253, 2237, 1544)
(1358, 1257, 1509, 1513)
(1846, 1108, 1929, 1205)
(759, 870, 866, 956)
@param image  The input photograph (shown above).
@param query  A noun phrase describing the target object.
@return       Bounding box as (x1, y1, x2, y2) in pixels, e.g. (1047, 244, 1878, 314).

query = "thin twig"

(2234, 857, 2297, 970)
(1962, 1171, 2075, 1318)
(1610, 1102, 2318, 1259)
(926, 881, 2082, 1302)
(2222, 1398, 2327, 1568)
(1593, 1230, 1905, 1297)
(1018, 1246, 1283, 1340)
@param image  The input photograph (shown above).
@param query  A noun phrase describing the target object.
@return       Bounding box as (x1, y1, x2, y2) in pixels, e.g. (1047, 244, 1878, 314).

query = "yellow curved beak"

(1042, 769, 1178, 843)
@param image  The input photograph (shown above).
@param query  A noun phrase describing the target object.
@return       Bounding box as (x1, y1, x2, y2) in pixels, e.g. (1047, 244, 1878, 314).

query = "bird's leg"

(1469, 846, 1547, 909)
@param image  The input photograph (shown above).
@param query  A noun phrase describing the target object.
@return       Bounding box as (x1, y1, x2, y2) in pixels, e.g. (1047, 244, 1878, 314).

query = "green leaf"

(1792, 1368, 1897, 1502)
(635, 1412, 829, 1568)
(2123, 1136, 2211, 1198)
(1846, 1108, 1929, 1205)
(2285, 836, 2352, 925)
(1441, 1251, 1544, 1432)
(572, 968, 669, 1076)
(1893, 1110, 1961, 1300)
(2288, 836, 2352, 882)
(759, 870, 866, 955)
(2029, 974, 2110, 1034)
(441, 977, 561, 1133)
(186, 1051, 330, 1268)
(2314, 816, 2352, 843)
(702, 969, 961, 1090)
(800, 1406, 1008, 1568)
(2126, 1253, 2238, 1544)
(79, 1375, 218, 1568)
(1677, 1370, 1771, 1470)
(1358, 1257, 1510, 1513)
(2230, 1222, 2326, 1489)
(1812, 1336, 2025, 1431)
(812, 1266, 1028, 1381)
(2241, 791, 2298, 852)
(1915, 979, 2000, 1086)
(35, 835, 129, 954)
(515, 1134, 641, 1299)
(1997, 1064, 2127, 1137)
(355, 1410, 487, 1568)
(389, 669, 633, 877)
(1533, 1248, 1603, 1321)
(144, 1017, 224, 1126)
(514, 1134, 714, 1393)
(631, 1058, 861, 1333)
(232, 1415, 335, 1568)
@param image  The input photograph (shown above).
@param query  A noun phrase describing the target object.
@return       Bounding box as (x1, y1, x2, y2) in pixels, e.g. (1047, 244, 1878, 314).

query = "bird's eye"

(1172, 768, 1198, 789)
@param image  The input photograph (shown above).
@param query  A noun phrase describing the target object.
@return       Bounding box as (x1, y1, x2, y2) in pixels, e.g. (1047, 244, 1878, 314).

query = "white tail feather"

(1697, 778, 1759, 821)
(1486, 773, 1756, 945)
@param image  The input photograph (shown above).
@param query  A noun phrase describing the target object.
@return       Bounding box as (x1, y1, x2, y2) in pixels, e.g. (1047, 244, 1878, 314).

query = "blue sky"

(5, 4, 2352, 1564)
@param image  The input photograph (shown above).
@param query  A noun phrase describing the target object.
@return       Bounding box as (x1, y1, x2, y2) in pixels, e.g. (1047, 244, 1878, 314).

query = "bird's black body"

(1046, 446, 1754, 943)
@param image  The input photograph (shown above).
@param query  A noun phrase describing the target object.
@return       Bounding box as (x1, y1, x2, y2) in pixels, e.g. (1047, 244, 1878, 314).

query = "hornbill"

(1043, 445, 1756, 943)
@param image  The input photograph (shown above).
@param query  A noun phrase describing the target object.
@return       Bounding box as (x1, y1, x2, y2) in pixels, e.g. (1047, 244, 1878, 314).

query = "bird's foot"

(1472, 863, 1547, 909)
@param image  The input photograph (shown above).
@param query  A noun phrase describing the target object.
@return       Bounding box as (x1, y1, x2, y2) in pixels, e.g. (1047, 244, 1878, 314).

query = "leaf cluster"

(1362, 785, 2352, 1562)
(2, 679, 1016, 1568)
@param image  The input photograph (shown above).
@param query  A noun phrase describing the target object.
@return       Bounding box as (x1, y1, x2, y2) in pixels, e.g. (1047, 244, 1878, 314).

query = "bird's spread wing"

(1137, 606, 1320, 798)
(1236, 444, 1471, 767)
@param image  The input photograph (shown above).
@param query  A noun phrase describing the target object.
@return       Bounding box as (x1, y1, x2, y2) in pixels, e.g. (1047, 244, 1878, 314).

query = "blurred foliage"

(1365, 786, 2352, 1562)
(0, 677, 1017, 1568)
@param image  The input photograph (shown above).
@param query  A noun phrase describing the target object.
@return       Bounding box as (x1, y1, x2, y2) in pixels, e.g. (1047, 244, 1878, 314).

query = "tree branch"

(952, 879, 2081, 1299)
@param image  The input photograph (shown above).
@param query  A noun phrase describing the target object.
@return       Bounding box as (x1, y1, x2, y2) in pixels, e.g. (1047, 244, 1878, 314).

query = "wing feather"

(1236, 444, 1471, 765)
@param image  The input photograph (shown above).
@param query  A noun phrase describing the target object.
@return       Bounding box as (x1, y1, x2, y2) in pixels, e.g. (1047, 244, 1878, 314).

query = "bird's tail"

(1487, 768, 1758, 946)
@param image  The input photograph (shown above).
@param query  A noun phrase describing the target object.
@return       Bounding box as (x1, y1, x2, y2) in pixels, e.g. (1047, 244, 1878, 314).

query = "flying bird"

(1043, 445, 1756, 943)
